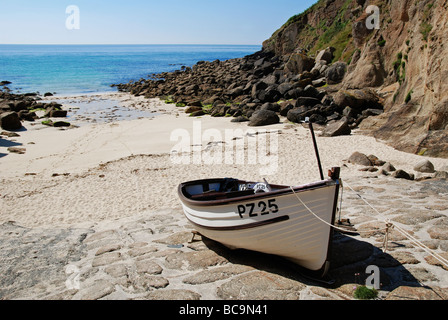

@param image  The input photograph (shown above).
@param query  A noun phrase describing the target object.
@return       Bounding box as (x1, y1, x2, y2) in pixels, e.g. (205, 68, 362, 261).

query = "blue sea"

(0, 44, 261, 95)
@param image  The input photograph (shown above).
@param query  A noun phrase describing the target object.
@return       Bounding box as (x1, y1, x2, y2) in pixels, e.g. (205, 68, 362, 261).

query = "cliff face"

(264, 0, 448, 158)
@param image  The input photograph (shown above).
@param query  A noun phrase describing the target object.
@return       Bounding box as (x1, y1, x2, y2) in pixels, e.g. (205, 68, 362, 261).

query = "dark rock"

(279, 102, 294, 117)
(259, 102, 280, 113)
(302, 85, 320, 98)
(190, 110, 205, 117)
(325, 62, 347, 84)
(228, 86, 244, 98)
(258, 87, 281, 103)
(44, 92, 54, 97)
(17, 111, 37, 121)
(321, 120, 351, 137)
(295, 97, 321, 107)
(286, 108, 305, 123)
(284, 87, 303, 99)
(392, 169, 414, 180)
(185, 106, 203, 114)
(186, 100, 202, 107)
(277, 83, 293, 95)
(10, 100, 32, 112)
(309, 113, 327, 125)
(53, 121, 71, 128)
(49, 110, 67, 118)
(251, 81, 268, 100)
(0, 111, 22, 130)
(285, 52, 315, 74)
(248, 110, 280, 127)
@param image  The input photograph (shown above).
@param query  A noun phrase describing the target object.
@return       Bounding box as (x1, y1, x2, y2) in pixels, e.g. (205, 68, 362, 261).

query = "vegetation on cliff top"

(265, 0, 355, 63)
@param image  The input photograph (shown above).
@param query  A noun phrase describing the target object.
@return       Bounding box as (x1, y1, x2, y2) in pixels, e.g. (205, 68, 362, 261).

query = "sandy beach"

(1, 92, 447, 300)
(1, 92, 447, 227)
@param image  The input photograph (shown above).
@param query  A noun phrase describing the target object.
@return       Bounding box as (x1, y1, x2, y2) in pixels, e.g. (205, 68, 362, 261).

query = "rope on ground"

(343, 181, 448, 269)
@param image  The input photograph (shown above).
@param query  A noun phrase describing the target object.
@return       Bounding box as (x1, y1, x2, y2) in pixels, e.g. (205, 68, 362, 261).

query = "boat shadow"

(200, 231, 422, 291)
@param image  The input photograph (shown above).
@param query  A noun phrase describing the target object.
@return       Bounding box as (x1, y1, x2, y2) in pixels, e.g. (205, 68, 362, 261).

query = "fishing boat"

(177, 120, 342, 277)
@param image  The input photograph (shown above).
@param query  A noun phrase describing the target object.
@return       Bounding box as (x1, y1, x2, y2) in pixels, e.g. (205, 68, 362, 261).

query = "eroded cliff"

(264, 0, 448, 158)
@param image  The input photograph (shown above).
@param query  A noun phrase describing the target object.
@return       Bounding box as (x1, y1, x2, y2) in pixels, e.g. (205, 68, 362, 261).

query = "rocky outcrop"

(115, 46, 383, 135)
(0, 87, 70, 131)
(262, 0, 448, 159)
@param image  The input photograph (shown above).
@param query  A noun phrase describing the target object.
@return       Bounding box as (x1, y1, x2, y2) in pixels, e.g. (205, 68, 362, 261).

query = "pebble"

(0, 176, 447, 301)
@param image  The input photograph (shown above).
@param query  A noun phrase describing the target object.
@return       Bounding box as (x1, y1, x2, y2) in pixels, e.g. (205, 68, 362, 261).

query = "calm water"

(0, 44, 260, 95)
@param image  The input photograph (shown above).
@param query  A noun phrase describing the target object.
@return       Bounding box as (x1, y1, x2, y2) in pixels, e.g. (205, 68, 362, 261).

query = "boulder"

(285, 52, 315, 74)
(49, 110, 67, 118)
(185, 106, 203, 114)
(279, 102, 294, 117)
(302, 85, 320, 98)
(257, 87, 281, 103)
(333, 88, 382, 110)
(53, 121, 71, 128)
(284, 87, 303, 99)
(0, 111, 22, 130)
(295, 97, 321, 107)
(413, 160, 435, 173)
(286, 107, 306, 123)
(348, 152, 372, 166)
(248, 110, 280, 127)
(392, 169, 414, 180)
(259, 102, 280, 113)
(251, 81, 268, 100)
(325, 62, 347, 84)
(277, 83, 293, 95)
(321, 120, 351, 137)
(315, 47, 335, 64)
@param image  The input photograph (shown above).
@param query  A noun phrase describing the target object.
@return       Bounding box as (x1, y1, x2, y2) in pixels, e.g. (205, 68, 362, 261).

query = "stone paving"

(1, 176, 447, 300)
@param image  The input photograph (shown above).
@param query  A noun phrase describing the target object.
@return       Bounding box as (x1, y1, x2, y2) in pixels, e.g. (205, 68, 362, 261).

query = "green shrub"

(354, 286, 378, 300)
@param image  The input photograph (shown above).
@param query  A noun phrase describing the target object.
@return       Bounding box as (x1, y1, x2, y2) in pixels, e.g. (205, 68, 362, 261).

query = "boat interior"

(182, 178, 289, 201)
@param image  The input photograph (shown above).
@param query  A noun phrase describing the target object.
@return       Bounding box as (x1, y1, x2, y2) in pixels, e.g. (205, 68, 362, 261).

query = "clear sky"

(0, 0, 317, 45)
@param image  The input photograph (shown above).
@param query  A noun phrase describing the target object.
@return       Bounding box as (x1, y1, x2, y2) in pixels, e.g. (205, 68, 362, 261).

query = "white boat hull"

(179, 175, 340, 275)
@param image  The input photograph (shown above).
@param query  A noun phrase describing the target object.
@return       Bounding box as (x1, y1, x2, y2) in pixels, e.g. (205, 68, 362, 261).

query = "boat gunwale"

(178, 178, 336, 207)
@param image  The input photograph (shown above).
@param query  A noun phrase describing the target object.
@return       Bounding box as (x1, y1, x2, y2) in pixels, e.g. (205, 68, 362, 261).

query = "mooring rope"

(289, 182, 448, 269)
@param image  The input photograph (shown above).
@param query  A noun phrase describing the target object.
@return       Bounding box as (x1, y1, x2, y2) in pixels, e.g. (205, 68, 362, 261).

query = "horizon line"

(0, 43, 262, 46)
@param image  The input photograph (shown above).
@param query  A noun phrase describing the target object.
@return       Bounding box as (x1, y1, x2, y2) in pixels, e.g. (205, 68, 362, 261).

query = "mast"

(305, 117, 324, 181)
